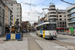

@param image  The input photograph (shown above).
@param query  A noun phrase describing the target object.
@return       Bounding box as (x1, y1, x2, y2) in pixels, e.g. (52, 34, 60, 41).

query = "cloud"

(17, 0, 73, 25)
(22, 7, 43, 24)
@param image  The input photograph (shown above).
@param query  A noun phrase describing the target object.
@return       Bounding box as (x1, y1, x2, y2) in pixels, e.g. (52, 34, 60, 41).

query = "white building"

(48, 5, 57, 23)
(3, 0, 22, 27)
(44, 5, 67, 33)
(66, 5, 75, 29)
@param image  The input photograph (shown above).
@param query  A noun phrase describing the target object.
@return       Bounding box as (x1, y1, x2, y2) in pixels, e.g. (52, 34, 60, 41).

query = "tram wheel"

(50, 37, 54, 39)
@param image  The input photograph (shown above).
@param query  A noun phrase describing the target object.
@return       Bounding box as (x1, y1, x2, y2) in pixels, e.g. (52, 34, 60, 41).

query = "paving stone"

(0, 38, 28, 50)
(36, 40, 68, 50)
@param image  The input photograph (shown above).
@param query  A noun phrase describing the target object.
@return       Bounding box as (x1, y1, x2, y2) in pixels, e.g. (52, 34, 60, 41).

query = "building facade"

(0, 0, 5, 36)
(56, 10, 67, 33)
(5, 5, 12, 33)
(5, 5, 12, 26)
(48, 5, 57, 23)
(22, 21, 31, 32)
(44, 4, 67, 33)
(66, 5, 75, 29)
(3, 0, 22, 27)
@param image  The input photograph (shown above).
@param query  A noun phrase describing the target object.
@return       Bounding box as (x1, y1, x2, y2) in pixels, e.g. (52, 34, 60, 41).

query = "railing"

(69, 20, 75, 22)
(68, 16, 75, 18)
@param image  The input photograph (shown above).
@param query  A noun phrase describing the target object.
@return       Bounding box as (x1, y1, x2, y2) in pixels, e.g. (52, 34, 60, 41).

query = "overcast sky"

(17, 0, 75, 24)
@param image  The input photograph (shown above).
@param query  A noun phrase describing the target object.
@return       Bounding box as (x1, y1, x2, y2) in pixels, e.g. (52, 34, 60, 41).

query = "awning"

(56, 28, 64, 29)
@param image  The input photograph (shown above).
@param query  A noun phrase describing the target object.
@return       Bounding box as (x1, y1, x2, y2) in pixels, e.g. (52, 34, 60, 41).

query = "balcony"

(68, 16, 75, 19)
(69, 20, 75, 22)
(48, 7, 55, 9)
(69, 26, 75, 27)
(0, 22, 2, 26)
(68, 8, 75, 14)
(49, 5, 55, 7)
(48, 9, 56, 11)
(68, 11, 75, 15)
(68, 20, 75, 23)
(48, 14, 56, 16)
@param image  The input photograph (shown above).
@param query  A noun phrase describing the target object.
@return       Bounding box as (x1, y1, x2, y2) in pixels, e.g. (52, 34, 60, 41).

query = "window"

(60, 15, 62, 17)
(60, 19, 62, 20)
(17, 8, 19, 10)
(37, 24, 56, 30)
(49, 12, 56, 14)
(11, 4, 13, 6)
(49, 19, 56, 22)
(50, 5, 55, 7)
(17, 15, 19, 17)
(12, 15, 13, 17)
(17, 4, 19, 6)
(68, 8, 75, 13)
(37, 25, 43, 30)
(69, 13, 75, 17)
(0, 7, 1, 13)
(43, 24, 56, 30)
(49, 9, 56, 10)
(64, 15, 66, 17)
(11, 8, 13, 10)
(49, 15, 56, 17)
(0, 16, 1, 22)
(65, 19, 66, 20)
(4, 2, 7, 3)
(17, 12, 19, 14)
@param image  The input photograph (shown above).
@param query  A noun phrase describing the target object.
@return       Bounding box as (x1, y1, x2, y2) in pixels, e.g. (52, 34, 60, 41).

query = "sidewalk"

(59, 32, 69, 35)
(58, 32, 75, 36)
(0, 37, 28, 50)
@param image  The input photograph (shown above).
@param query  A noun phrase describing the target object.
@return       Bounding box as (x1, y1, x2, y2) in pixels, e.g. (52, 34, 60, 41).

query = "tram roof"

(36, 22, 56, 28)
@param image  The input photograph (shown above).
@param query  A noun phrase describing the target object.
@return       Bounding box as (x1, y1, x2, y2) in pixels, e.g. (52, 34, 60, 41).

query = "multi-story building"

(0, 0, 12, 36)
(44, 14, 48, 22)
(44, 4, 67, 33)
(5, 5, 12, 33)
(26, 21, 31, 32)
(48, 5, 57, 23)
(3, 0, 22, 27)
(66, 5, 75, 29)
(0, 0, 5, 36)
(22, 21, 31, 32)
(56, 10, 67, 33)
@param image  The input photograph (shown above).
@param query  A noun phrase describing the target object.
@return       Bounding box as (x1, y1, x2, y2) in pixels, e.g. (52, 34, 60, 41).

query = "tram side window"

(40, 25, 43, 30)
(37, 25, 43, 30)
(43, 24, 49, 30)
(49, 24, 56, 30)
(43, 24, 56, 30)
(37, 27, 40, 30)
(43, 25, 46, 30)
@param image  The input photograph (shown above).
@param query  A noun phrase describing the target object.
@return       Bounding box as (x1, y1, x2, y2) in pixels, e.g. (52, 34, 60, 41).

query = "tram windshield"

(36, 24, 56, 30)
(43, 24, 56, 30)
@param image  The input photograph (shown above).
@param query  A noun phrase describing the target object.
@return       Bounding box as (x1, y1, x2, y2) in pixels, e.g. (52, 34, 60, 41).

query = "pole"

(14, 18, 15, 33)
(14, 18, 15, 27)
(38, 16, 40, 23)
(10, 26, 11, 33)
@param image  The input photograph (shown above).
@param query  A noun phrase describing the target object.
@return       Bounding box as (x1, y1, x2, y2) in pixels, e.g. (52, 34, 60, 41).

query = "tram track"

(30, 33, 75, 50)
(24, 32, 75, 50)
(26, 33, 42, 50)
(50, 40, 75, 50)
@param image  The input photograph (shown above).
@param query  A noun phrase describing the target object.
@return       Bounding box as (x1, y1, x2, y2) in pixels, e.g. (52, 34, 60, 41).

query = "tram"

(35, 22, 57, 39)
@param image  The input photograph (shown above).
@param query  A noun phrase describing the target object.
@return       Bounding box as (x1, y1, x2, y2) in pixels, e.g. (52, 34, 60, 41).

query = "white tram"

(35, 22, 57, 39)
